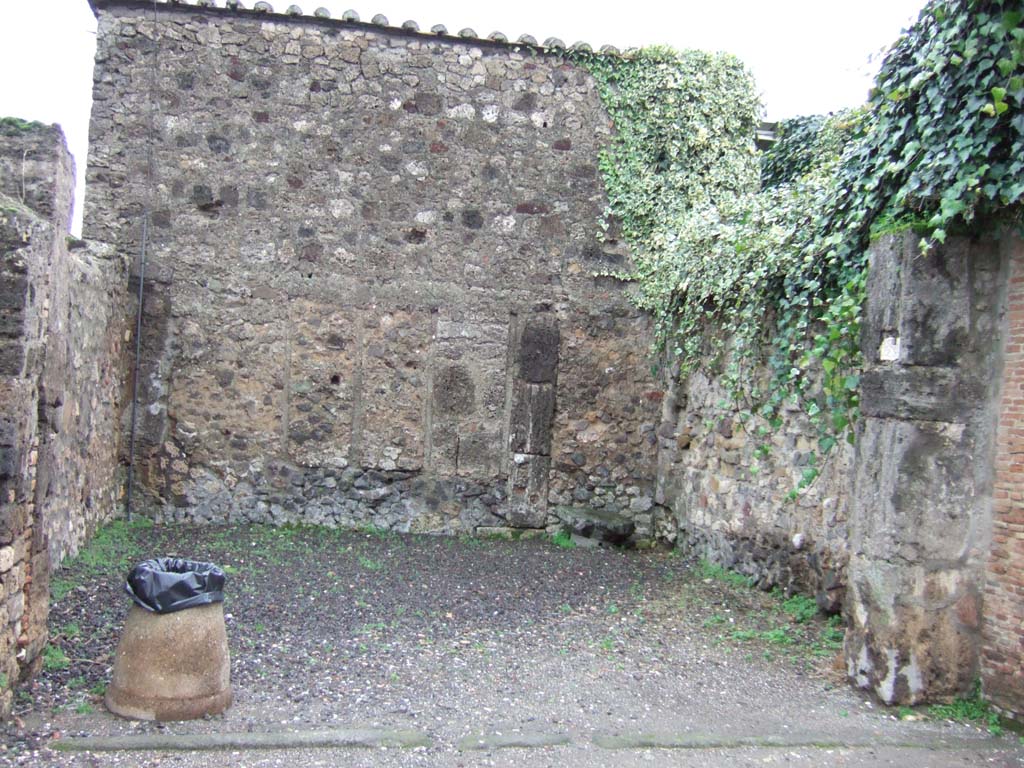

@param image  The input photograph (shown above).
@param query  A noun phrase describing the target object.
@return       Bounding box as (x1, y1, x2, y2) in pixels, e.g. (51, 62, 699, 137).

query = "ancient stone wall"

(846, 233, 1007, 707)
(79, 0, 1024, 720)
(654, 231, 1024, 718)
(655, 360, 852, 609)
(0, 122, 130, 718)
(85, 1, 662, 538)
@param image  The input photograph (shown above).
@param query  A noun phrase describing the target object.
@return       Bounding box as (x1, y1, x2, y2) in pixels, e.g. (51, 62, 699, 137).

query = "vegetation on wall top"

(577, 0, 1024, 491)
(0, 117, 50, 136)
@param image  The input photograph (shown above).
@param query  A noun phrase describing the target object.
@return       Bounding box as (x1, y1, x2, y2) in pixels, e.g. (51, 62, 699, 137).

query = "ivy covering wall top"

(578, 0, 1024, 490)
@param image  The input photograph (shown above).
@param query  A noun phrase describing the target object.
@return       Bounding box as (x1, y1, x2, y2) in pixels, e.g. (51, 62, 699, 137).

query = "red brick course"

(984, 239, 1024, 718)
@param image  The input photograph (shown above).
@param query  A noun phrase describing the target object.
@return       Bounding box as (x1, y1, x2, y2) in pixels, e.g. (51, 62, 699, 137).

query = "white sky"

(1, 0, 925, 234)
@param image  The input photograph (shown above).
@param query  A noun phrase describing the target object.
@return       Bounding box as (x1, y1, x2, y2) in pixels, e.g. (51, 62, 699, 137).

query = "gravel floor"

(2, 522, 1021, 767)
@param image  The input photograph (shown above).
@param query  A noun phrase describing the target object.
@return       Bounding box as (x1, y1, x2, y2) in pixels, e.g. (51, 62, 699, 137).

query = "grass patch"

(43, 644, 70, 671)
(781, 594, 819, 623)
(357, 555, 384, 572)
(929, 681, 1004, 736)
(761, 627, 794, 646)
(696, 559, 753, 588)
(51, 576, 76, 603)
(550, 530, 576, 549)
(65, 517, 154, 578)
(729, 627, 794, 645)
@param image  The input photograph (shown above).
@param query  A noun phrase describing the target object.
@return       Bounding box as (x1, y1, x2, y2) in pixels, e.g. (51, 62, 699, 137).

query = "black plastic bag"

(124, 558, 226, 614)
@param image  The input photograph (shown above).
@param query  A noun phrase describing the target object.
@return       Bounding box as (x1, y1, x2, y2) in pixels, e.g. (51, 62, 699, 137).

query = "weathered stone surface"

(84, 2, 656, 542)
(509, 382, 555, 454)
(556, 506, 634, 545)
(846, 233, 1007, 707)
(55, 728, 432, 751)
(517, 321, 560, 384)
(657, 361, 851, 598)
(506, 454, 550, 528)
(106, 603, 232, 721)
(0, 124, 130, 718)
(859, 367, 986, 422)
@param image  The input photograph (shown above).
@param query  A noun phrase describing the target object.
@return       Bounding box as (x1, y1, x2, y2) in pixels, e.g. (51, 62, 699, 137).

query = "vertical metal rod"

(124, 0, 161, 522)
(125, 213, 149, 521)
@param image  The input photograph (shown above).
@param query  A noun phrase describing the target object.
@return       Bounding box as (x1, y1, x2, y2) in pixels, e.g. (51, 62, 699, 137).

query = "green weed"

(702, 614, 727, 627)
(781, 594, 818, 623)
(357, 555, 384, 572)
(761, 627, 794, 646)
(43, 644, 70, 671)
(730, 629, 760, 641)
(75, 702, 94, 715)
(51, 577, 75, 603)
(696, 559, 753, 588)
(929, 681, 1004, 736)
(550, 530, 576, 549)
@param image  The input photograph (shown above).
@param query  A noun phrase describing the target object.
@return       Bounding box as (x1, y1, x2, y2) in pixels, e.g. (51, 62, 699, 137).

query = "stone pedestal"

(106, 603, 232, 721)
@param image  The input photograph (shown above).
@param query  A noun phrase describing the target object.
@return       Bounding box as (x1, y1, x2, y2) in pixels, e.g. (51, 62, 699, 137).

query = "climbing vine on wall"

(576, 0, 1024, 492)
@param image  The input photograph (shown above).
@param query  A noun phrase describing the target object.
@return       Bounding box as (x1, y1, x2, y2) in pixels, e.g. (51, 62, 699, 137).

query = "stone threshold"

(52, 728, 1004, 753)
(52, 727, 431, 751)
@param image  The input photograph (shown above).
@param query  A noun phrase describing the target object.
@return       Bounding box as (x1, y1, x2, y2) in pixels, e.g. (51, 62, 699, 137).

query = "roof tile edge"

(86, 0, 626, 57)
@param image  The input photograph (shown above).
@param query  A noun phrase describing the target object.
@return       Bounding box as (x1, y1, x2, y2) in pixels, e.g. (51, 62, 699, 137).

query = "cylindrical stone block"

(105, 603, 231, 721)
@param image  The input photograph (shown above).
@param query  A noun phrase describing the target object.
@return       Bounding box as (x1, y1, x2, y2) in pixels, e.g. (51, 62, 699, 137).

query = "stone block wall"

(655, 357, 852, 609)
(0, 122, 130, 718)
(846, 233, 1007, 707)
(984, 235, 1024, 717)
(85, 1, 661, 537)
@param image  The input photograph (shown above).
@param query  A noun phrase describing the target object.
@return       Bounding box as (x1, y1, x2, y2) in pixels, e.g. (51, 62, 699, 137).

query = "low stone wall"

(0, 123, 130, 718)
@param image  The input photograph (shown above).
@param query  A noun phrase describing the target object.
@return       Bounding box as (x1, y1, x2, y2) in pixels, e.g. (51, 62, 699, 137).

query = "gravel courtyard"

(2, 521, 1021, 767)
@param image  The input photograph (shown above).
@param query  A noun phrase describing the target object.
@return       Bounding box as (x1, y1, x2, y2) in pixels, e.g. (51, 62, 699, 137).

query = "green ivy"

(0, 117, 48, 136)
(575, 0, 1023, 492)
(761, 115, 858, 189)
